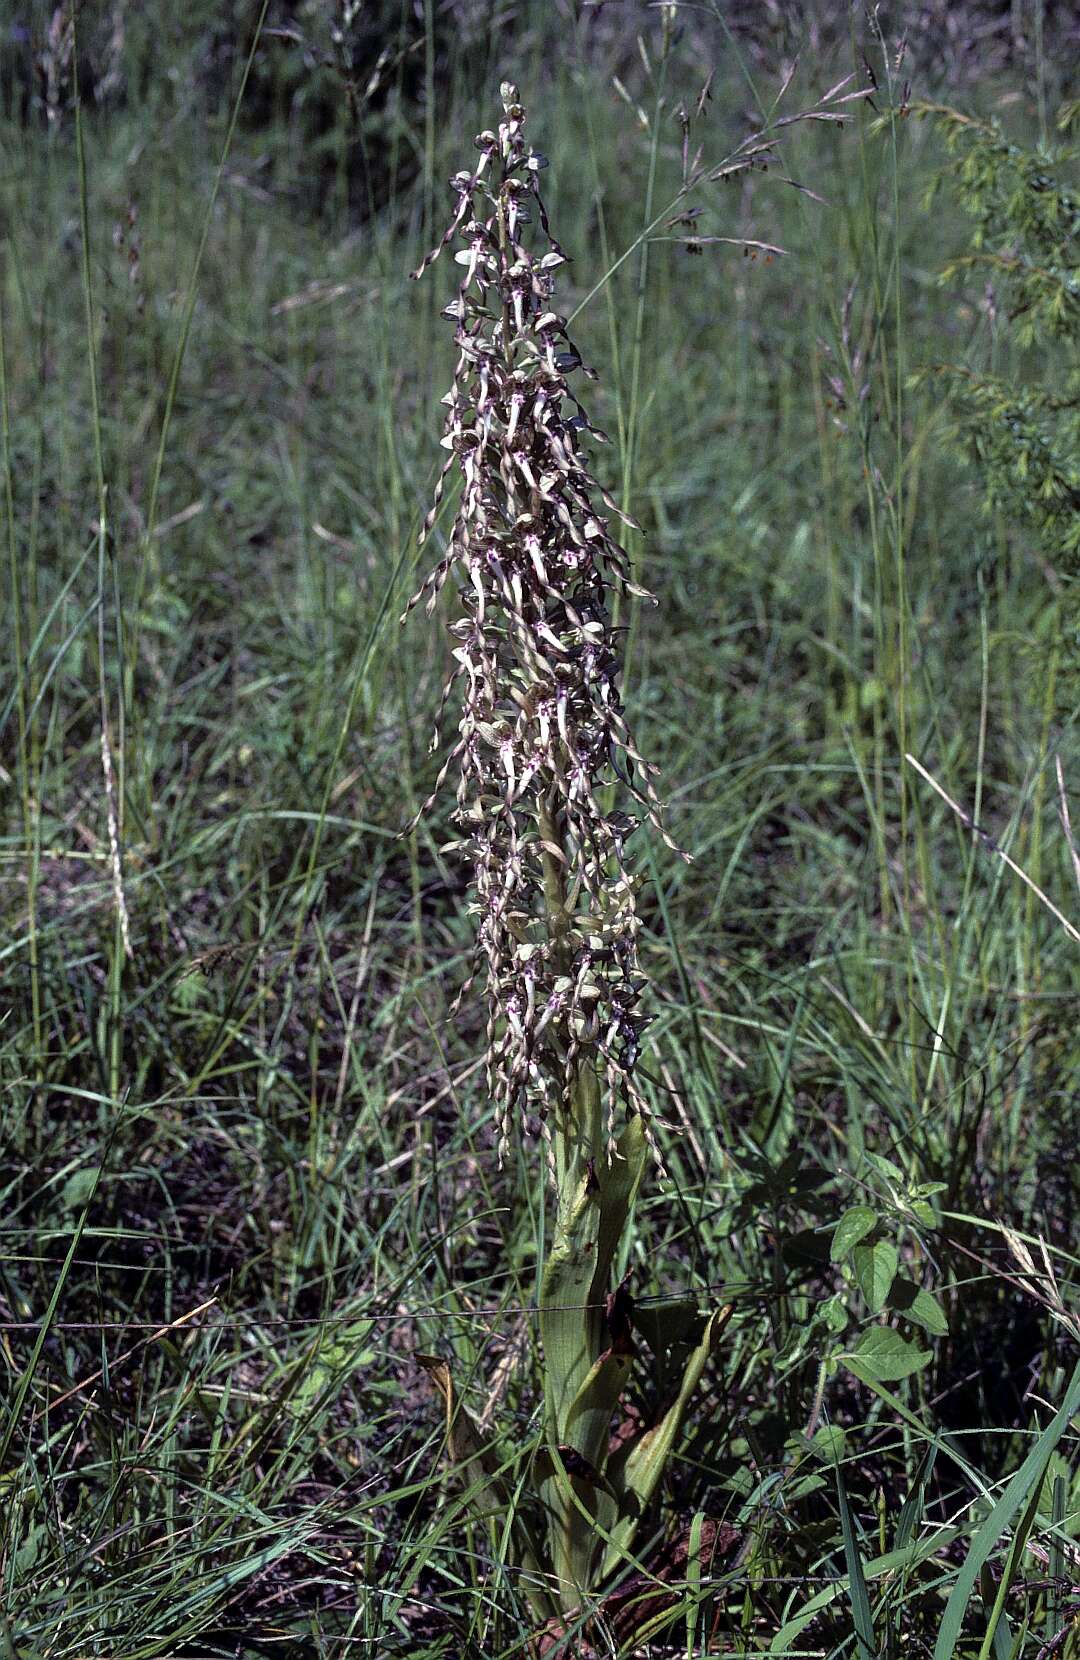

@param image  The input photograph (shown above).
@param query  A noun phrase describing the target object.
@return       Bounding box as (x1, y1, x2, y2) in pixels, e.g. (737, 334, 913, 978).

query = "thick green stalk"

(537, 799, 647, 1610)
(541, 1082, 646, 1609)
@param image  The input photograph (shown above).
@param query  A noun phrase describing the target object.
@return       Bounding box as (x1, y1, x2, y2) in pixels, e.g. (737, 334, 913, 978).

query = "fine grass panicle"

(404, 80, 683, 1168)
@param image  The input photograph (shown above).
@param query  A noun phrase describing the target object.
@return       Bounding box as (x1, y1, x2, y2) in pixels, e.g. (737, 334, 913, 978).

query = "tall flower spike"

(405, 83, 687, 1168)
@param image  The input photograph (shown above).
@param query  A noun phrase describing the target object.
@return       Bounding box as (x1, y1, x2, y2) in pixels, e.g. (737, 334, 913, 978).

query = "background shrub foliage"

(1, 3, 1078, 1655)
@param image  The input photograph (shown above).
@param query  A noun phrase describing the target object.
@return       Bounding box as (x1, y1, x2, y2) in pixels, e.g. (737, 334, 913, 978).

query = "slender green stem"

(616, 28, 670, 685)
(0, 270, 40, 1073)
(75, 29, 125, 1112)
(126, 0, 271, 722)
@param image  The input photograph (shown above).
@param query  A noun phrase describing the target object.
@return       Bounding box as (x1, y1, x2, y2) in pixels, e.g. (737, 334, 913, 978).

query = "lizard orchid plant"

(405, 83, 730, 1646)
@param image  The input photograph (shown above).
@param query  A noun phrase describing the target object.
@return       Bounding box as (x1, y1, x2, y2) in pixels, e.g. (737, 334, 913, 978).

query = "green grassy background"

(1, 3, 1078, 1654)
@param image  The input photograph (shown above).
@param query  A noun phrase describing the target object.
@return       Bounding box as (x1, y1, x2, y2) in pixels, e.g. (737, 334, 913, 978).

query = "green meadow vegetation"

(1, 3, 1078, 1654)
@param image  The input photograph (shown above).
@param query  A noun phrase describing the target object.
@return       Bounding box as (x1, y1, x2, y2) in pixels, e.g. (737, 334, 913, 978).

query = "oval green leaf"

(852, 1240, 898, 1313)
(888, 1277, 949, 1337)
(830, 1205, 878, 1263)
(842, 1327, 932, 1383)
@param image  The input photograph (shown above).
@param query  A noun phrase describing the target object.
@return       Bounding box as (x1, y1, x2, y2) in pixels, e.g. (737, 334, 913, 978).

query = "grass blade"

(933, 1360, 1080, 1660)
(837, 1465, 876, 1660)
